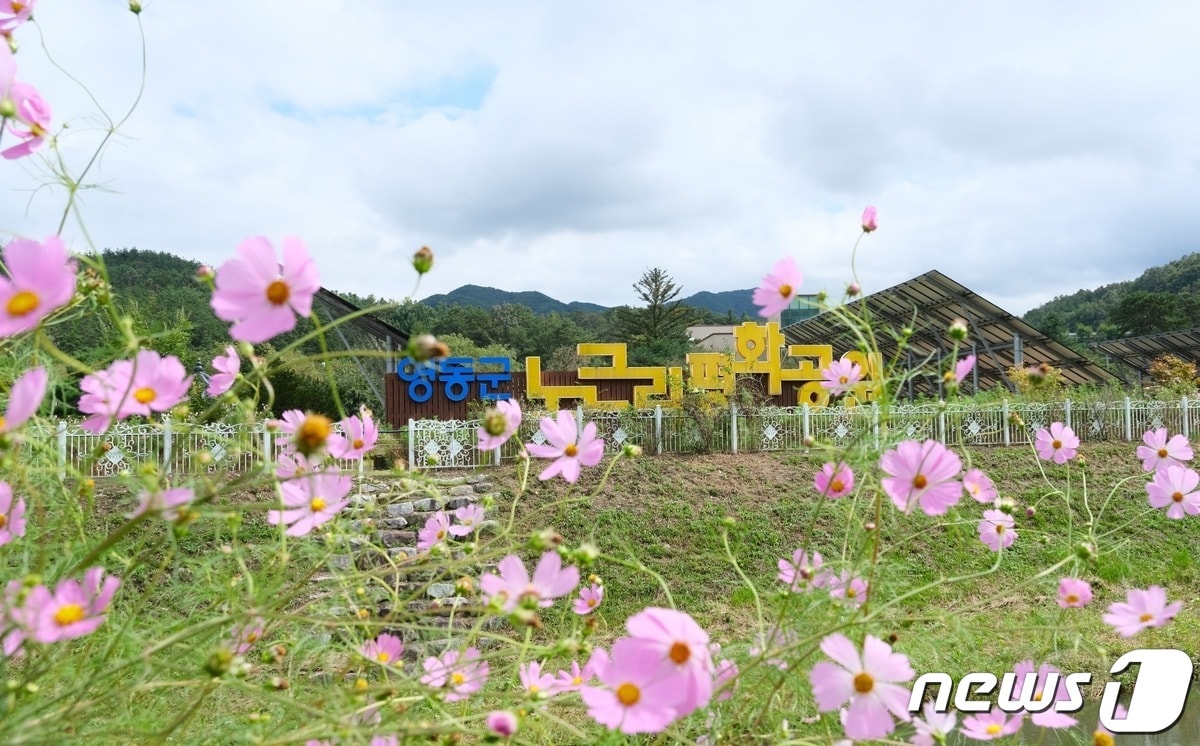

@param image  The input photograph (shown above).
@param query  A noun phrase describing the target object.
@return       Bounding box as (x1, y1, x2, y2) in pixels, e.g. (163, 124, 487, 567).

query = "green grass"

(6, 439, 1197, 744)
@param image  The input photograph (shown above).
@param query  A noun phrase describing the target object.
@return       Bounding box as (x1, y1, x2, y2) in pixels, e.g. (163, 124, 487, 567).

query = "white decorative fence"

(406, 396, 1196, 469)
(30, 418, 367, 479)
(28, 396, 1195, 475)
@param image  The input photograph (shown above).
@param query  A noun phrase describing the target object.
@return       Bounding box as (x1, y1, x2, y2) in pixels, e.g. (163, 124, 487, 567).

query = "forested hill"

(421, 284, 761, 320)
(1023, 252, 1200, 341)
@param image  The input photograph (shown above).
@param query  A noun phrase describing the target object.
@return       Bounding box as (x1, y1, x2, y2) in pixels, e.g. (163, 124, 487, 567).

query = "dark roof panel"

(781, 270, 1118, 396)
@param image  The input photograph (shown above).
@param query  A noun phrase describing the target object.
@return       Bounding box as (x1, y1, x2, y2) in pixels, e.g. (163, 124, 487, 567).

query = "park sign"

(383, 321, 882, 426)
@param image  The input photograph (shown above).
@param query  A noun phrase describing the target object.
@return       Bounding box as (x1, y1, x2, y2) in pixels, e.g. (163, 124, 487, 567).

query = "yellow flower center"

(912, 474, 928, 489)
(838, 375, 848, 385)
(528, 684, 540, 694)
(352, 438, 364, 449)
(134, 387, 156, 404)
(1052, 439, 1063, 449)
(376, 652, 390, 663)
(0, 514, 6, 529)
(571, 676, 583, 686)
(246, 632, 259, 644)
(451, 672, 465, 686)
(853, 672, 874, 694)
(12, 3, 28, 15)
(986, 723, 1002, 735)
(830, 479, 845, 493)
(1065, 593, 1079, 604)
(669, 642, 690, 665)
(436, 529, 446, 540)
(265, 279, 290, 306)
(309, 497, 326, 512)
(54, 604, 85, 626)
(297, 415, 332, 451)
(995, 524, 1006, 534)
(616, 682, 640, 706)
(6, 290, 39, 317)
(564, 443, 578, 458)
(777, 283, 793, 298)
(1139, 613, 1153, 622)
(1093, 731, 1114, 746)
(845, 586, 858, 598)
(1172, 491, 1184, 502)
(587, 598, 597, 607)
(1158, 448, 1169, 458)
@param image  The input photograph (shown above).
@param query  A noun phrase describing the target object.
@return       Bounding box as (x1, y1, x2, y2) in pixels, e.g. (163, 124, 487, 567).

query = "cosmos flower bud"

(1075, 542, 1097, 562)
(129, 0, 143, 13)
(847, 282, 861, 297)
(529, 528, 563, 550)
(948, 318, 969, 342)
(861, 206, 878, 233)
(409, 333, 450, 362)
(621, 442, 643, 458)
(412, 246, 434, 275)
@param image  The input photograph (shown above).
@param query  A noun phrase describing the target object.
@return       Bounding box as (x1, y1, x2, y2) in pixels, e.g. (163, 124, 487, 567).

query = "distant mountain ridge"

(421, 284, 760, 319)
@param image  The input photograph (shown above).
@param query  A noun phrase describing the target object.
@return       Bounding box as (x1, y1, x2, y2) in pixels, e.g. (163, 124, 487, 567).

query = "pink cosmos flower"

(911, 701, 956, 746)
(486, 710, 518, 738)
(417, 511, 453, 552)
(304, 741, 331, 746)
(814, 462, 854, 499)
(2, 579, 30, 655)
(480, 551, 580, 612)
(552, 653, 600, 694)
(978, 509, 1016, 551)
(820, 358, 863, 397)
(0, 0, 37, 34)
(752, 257, 803, 318)
(826, 571, 868, 607)
(714, 658, 738, 702)
(370, 737, 398, 746)
(778, 548, 825, 592)
(1145, 464, 1200, 519)
(1, 365, 47, 433)
(478, 399, 522, 451)
(1012, 660, 1077, 728)
(266, 468, 352, 537)
(420, 647, 489, 702)
(448, 504, 485, 537)
(274, 452, 316, 481)
(1035, 422, 1079, 464)
(953, 354, 976, 385)
(960, 708, 1023, 740)
(123, 350, 192, 418)
(211, 236, 320, 344)
(1, 81, 51, 160)
(132, 486, 195, 522)
(78, 360, 134, 433)
(624, 606, 715, 717)
(808, 633, 913, 742)
(360, 632, 404, 665)
(1136, 427, 1193, 472)
(880, 439, 963, 515)
(1102, 586, 1181, 637)
(520, 659, 556, 696)
(0, 235, 76, 338)
(205, 346, 239, 397)
(0, 481, 27, 546)
(574, 583, 604, 615)
(581, 637, 687, 734)
(526, 410, 604, 483)
(28, 567, 121, 643)
(1094, 704, 1128, 743)
(861, 206, 878, 233)
(329, 409, 378, 460)
(963, 468, 998, 504)
(749, 628, 796, 671)
(271, 409, 338, 456)
(230, 617, 266, 655)
(1057, 578, 1092, 608)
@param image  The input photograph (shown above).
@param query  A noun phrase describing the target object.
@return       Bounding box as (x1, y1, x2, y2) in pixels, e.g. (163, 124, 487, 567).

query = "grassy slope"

(496, 441, 1200, 737)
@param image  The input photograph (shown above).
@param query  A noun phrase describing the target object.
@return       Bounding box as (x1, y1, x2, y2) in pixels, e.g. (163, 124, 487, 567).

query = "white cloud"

(3, 1, 1198, 319)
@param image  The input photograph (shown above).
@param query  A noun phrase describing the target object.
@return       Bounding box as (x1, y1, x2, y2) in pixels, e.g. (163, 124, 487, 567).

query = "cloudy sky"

(4, 2, 1199, 316)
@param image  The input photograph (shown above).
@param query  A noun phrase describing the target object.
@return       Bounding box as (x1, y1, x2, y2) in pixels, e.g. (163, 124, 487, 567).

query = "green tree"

(1110, 290, 1187, 336)
(613, 268, 695, 366)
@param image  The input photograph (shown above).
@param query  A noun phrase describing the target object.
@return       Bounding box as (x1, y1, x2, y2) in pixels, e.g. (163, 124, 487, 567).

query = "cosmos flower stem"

(721, 528, 764, 631)
(861, 486, 885, 615)
(1092, 473, 1145, 531)
(306, 310, 348, 421)
(863, 548, 1006, 622)
(505, 450, 532, 535)
(1095, 507, 1162, 541)
(68, 512, 150, 576)
(600, 552, 675, 611)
